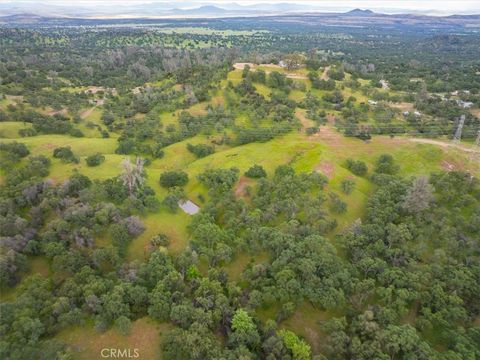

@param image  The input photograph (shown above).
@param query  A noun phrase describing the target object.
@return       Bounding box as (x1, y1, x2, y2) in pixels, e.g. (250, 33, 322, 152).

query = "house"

(457, 100, 474, 109)
(132, 86, 143, 95)
(88, 99, 104, 106)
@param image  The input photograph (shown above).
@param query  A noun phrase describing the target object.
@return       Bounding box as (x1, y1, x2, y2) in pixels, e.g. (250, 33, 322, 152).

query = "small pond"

(178, 200, 200, 215)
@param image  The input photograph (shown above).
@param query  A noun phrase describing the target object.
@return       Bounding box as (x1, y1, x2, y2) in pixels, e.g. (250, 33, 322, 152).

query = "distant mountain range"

(0, 2, 478, 19)
(2, 9, 480, 31)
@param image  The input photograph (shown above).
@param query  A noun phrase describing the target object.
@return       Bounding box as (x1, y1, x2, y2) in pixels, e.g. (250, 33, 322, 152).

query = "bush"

(160, 171, 189, 188)
(0, 141, 30, 161)
(341, 179, 356, 194)
(278, 330, 311, 360)
(150, 233, 170, 248)
(64, 173, 92, 195)
(123, 216, 145, 237)
(163, 194, 180, 213)
(375, 154, 399, 175)
(245, 165, 267, 179)
(115, 316, 131, 336)
(198, 168, 239, 189)
(329, 193, 347, 214)
(275, 165, 295, 178)
(102, 112, 115, 125)
(187, 143, 215, 158)
(18, 128, 37, 137)
(86, 153, 105, 167)
(69, 128, 84, 137)
(328, 68, 345, 81)
(53, 146, 79, 163)
(345, 158, 368, 176)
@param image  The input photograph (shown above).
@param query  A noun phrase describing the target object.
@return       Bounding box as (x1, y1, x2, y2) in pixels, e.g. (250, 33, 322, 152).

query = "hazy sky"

(1, 0, 479, 14)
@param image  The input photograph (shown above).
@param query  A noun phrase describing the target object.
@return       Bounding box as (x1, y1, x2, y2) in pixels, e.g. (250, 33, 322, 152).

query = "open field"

(56, 318, 171, 360)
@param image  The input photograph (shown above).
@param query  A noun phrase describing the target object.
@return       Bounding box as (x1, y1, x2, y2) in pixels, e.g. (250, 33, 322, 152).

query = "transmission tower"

(453, 115, 466, 143)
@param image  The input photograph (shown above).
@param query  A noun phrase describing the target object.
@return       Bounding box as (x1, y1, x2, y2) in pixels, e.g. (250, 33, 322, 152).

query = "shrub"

(160, 171, 189, 188)
(102, 112, 115, 125)
(18, 128, 37, 137)
(329, 193, 347, 214)
(0, 141, 30, 162)
(198, 168, 239, 189)
(275, 165, 295, 178)
(341, 179, 356, 194)
(163, 194, 180, 213)
(245, 164, 267, 179)
(64, 173, 92, 195)
(187, 143, 215, 158)
(53, 146, 79, 163)
(123, 216, 145, 237)
(345, 158, 368, 176)
(150, 233, 170, 248)
(115, 316, 131, 336)
(375, 154, 399, 175)
(86, 153, 105, 167)
(278, 330, 311, 360)
(69, 128, 84, 137)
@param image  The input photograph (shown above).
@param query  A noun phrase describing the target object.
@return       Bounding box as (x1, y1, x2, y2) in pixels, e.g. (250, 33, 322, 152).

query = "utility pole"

(453, 115, 465, 143)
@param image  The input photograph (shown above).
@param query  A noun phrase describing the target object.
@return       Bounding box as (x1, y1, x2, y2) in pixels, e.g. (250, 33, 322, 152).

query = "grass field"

(0, 121, 33, 138)
(127, 211, 191, 260)
(0, 256, 50, 301)
(56, 317, 171, 360)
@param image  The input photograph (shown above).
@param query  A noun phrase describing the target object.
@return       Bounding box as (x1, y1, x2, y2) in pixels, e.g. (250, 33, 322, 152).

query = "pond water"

(178, 200, 200, 215)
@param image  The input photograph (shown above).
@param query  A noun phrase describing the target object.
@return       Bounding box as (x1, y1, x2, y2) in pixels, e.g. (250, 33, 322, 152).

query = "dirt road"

(409, 138, 479, 154)
(320, 66, 330, 80)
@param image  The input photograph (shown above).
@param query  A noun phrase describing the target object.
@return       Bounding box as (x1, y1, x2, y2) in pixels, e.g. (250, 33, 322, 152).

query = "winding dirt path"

(409, 138, 479, 154)
(80, 106, 97, 119)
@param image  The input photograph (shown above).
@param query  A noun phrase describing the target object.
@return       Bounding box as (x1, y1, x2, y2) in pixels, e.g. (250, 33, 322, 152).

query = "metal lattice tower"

(453, 115, 466, 143)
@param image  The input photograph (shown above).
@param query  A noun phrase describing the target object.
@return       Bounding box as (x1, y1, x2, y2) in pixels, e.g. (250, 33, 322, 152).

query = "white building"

(457, 100, 474, 109)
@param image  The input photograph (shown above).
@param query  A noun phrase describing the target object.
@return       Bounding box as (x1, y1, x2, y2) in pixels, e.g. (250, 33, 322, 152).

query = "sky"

(1, 0, 479, 15)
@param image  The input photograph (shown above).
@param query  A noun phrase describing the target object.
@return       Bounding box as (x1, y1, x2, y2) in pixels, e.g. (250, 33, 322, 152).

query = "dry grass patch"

(58, 317, 170, 360)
